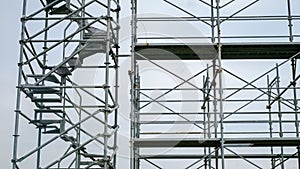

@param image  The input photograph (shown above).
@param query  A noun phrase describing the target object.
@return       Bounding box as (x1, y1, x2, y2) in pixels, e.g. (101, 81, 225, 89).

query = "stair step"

(50, 4, 72, 15)
(80, 160, 113, 169)
(68, 57, 82, 68)
(61, 135, 76, 142)
(78, 45, 105, 61)
(27, 74, 60, 83)
(71, 143, 85, 149)
(46, 0, 63, 6)
(82, 153, 105, 158)
(31, 119, 62, 125)
(55, 67, 72, 76)
(32, 98, 62, 103)
(43, 128, 61, 134)
(31, 88, 61, 94)
(83, 31, 107, 40)
(35, 109, 64, 113)
(78, 31, 107, 61)
(80, 161, 98, 166)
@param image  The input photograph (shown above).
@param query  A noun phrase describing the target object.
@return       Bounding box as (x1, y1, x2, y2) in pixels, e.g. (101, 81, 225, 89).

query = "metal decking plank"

(134, 138, 300, 147)
(135, 43, 300, 60)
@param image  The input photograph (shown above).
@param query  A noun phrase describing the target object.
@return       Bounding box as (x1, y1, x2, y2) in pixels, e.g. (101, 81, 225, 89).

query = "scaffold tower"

(12, 0, 300, 169)
(12, 0, 120, 169)
(130, 0, 300, 169)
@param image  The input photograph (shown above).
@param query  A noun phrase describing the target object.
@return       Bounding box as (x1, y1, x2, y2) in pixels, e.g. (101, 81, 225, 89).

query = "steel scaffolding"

(130, 0, 300, 169)
(12, 0, 119, 169)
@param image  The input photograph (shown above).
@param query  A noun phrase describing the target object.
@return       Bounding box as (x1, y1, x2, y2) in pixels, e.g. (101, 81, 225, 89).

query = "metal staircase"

(12, 0, 119, 169)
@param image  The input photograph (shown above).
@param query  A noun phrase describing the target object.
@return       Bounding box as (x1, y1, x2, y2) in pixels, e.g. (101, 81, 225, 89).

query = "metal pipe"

(21, 85, 105, 88)
(12, 0, 27, 168)
(212, 59, 219, 169)
(113, 0, 120, 166)
(136, 15, 300, 21)
(104, 2, 112, 167)
(139, 131, 298, 135)
(140, 153, 299, 159)
(291, 58, 300, 168)
(210, 0, 215, 43)
(130, 0, 137, 168)
(139, 98, 300, 102)
(139, 111, 299, 115)
(72, 87, 82, 168)
(135, 65, 141, 169)
(203, 75, 207, 169)
(137, 35, 293, 40)
(215, 1, 225, 168)
(206, 65, 212, 141)
(286, 0, 293, 42)
(275, 64, 285, 169)
(202, 67, 219, 110)
(267, 75, 275, 168)
(139, 87, 300, 91)
(75, 1, 85, 165)
(138, 120, 299, 124)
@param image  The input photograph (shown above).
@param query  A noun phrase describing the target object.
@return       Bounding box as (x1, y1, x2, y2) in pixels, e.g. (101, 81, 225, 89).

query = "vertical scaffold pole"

(210, 0, 215, 43)
(286, 0, 293, 42)
(267, 75, 275, 168)
(291, 58, 300, 168)
(130, 0, 137, 168)
(276, 64, 285, 169)
(12, 0, 27, 168)
(216, 0, 225, 169)
(135, 65, 140, 169)
(104, 0, 112, 168)
(212, 59, 218, 169)
(203, 75, 207, 169)
(206, 65, 212, 169)
(113, 0, 120, 167)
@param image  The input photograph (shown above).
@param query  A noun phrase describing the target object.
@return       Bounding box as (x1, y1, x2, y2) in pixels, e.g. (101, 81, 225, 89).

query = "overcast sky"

(1, 0, 300, 169)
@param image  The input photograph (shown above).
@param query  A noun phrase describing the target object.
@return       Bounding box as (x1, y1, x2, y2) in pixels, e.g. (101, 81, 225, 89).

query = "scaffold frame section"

(12, 0, 120, 169)
(130, 0, 300, 169)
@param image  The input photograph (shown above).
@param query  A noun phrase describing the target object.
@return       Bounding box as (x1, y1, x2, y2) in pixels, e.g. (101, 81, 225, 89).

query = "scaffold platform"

(135, 43, 300, 60)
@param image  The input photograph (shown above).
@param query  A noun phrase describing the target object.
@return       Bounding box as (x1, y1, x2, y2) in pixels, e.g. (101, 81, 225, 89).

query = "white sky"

(1, 0, 300, 169)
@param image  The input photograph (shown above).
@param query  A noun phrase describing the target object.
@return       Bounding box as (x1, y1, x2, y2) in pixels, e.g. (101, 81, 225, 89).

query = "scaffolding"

(12, 0, 120, 169)
(130, 0, 300, 169)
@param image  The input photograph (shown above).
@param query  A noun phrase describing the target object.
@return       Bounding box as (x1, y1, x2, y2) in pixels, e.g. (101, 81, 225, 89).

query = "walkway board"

(135, 43, 300, 60)
(134, 138, 300, 147)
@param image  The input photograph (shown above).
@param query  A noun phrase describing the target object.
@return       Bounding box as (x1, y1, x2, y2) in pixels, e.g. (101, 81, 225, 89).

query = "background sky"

(1, 0, 300, 169)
